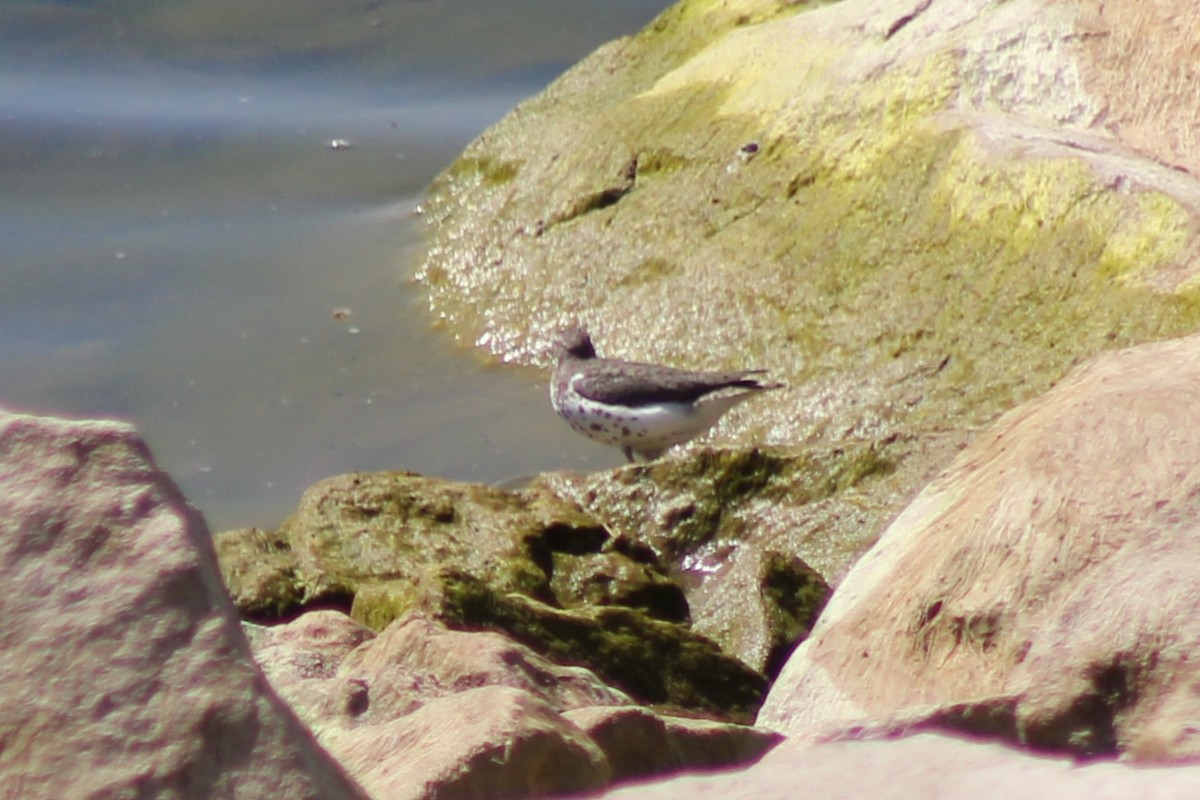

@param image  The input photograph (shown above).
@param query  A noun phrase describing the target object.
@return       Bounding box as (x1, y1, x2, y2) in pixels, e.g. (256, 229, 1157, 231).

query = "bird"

(550, 326, 782, 462)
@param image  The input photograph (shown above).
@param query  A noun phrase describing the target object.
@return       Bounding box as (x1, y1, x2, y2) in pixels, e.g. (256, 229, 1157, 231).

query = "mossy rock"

(537, 444, 893, 566)
(214, 525, 312, 617)
(414, 1, 1200, 674)
(214, 470, 670, 626)
(424, 569, 767, 722)
(215, 469, 773, 719)
(536, 445, 894, 672)
(758, 551, 830, 679)
(551, 549, 690, 623)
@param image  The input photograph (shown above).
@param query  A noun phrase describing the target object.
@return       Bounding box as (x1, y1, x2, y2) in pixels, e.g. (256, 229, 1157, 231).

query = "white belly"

(576, 398, 704, 450)
(554, 387, 756, 458)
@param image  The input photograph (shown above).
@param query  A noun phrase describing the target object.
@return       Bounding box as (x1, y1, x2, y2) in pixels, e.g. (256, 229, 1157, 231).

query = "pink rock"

(591, 734, 1200, 800)
(245, 610, 376, 732)
(255, 612, 627, 796)
(247, 610, 782, 796)
(248, 609, 376, 677)
(334, 613, 631, 719)
(760, 335, 1200, 759)
(0, 410, 366, 799)
(563, 705, 779, 781)
(330, 685, 610, 800)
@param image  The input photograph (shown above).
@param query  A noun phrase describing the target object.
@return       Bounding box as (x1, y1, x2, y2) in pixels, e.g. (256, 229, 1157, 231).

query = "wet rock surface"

(534, 447, 844, 675)
(416, 0, 1200, 634)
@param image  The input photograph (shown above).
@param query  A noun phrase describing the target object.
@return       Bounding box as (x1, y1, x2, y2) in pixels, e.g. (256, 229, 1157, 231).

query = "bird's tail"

(730, 370, 786, 392)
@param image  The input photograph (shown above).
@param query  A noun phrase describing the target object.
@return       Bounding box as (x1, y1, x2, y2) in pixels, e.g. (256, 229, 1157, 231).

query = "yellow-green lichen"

(443, 155, 521, 188)
(633, 0, 816, 76)
(417, 0, 1200, 613)
(1100, 190, 1194, 287)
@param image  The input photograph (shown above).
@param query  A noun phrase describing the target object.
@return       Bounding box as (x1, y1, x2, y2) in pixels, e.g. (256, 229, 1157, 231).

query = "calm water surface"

(0, 0, 667, 530)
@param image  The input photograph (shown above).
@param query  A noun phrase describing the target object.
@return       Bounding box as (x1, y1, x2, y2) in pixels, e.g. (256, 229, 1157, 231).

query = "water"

(0, 0, 668, 530)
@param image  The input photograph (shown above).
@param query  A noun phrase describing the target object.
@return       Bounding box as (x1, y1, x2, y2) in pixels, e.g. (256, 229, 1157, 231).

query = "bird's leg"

(621, 445, 635, 463)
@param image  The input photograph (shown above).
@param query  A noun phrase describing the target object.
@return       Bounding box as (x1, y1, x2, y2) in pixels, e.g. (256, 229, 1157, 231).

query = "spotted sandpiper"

(550, 327, 782, 462)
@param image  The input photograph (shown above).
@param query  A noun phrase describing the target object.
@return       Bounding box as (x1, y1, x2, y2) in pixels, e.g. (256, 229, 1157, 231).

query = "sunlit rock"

(590, 734, 1200, 799)
(762, 333, 1200, 760)
(334, 685, 610, 800)
(417, 0, 1200, 617)
(0, 409, 366, 799)
(247, 609, 780, 797)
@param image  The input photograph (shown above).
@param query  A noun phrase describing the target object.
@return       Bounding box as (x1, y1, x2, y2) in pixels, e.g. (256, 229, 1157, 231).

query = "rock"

(252, 611, 622, 797)
(332, 685, 611, 800)
(243, 610, 377, 734)
(425, 569, 766, 721)
(217, 470, 636, 626)
(535, 448, 841, 676)
(563, 705, 780, 781)
(416, 0, 1200, 661)
(216, 471, 603, 623)
(0, 409, 367, 799)
(333, 612, 633, 717)
(760, 334, 1200, 760)
(549, 546, 690, 624)
(419, 0, 1200, 427)
(246, 610, 777, 797)
(217, 471, 767, 720)
(589, 733, 1200, 799)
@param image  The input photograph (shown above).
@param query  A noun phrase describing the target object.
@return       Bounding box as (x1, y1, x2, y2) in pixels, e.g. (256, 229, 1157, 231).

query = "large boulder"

(0, 409, 366, 799)
(415, 0, 1200, 638)
(419, 0, 1200, 406)
(761, 334, 1200, 760)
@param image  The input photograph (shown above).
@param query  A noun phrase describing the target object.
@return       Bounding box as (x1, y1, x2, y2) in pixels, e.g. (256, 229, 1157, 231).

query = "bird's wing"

(571, 360, 771, 406)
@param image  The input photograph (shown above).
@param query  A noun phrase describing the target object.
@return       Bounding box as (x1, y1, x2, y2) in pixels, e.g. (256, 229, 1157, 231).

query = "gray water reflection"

(0, 1, 664, 530)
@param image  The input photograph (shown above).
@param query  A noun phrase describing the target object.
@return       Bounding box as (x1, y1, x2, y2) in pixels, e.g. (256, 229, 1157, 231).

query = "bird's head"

(554, 326, 596, 361)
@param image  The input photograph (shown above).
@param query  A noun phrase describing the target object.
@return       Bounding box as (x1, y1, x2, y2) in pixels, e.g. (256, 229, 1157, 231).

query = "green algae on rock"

(415, 0, 1200, 607)
(215, 470, 769, 719)
(218, 471, 632, 624)
(536, 446, 850, 675)
(429, 569, 766, 721)
(217, 471, 572, 620)
(549, 548, 691, 624)
(535, 445, 889, 571)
